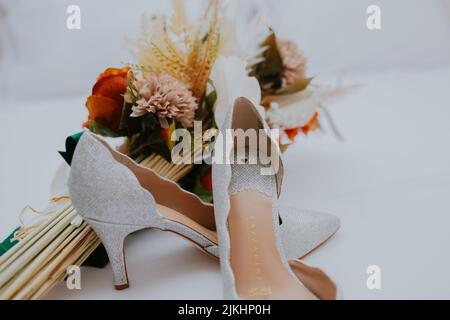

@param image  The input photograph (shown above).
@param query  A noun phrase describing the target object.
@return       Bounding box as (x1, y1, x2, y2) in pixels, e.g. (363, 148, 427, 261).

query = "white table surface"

(1, 65, 450, 300)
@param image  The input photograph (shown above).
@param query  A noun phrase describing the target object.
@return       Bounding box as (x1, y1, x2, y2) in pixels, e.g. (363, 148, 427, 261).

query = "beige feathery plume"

(171, 0, 189, 36)
(128, 1, 220, 100)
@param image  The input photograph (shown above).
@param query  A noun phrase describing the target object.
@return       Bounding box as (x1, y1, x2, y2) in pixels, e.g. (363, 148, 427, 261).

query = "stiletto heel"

(86, 219, 144, 290)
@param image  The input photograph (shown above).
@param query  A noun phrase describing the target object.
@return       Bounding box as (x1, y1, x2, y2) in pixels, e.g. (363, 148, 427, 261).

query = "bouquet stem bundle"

(0, 155, 191, 300)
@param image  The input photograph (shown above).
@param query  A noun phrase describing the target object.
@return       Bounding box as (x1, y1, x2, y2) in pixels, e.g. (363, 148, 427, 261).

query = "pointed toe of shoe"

(278, 206, 341, 260)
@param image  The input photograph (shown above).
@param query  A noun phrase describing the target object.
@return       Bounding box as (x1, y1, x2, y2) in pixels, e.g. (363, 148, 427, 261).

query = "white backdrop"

(0, 0, 449, 99)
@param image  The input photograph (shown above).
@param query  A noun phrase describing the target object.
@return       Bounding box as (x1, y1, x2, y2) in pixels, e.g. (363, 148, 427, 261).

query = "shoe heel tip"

(115, 283, 130, 291)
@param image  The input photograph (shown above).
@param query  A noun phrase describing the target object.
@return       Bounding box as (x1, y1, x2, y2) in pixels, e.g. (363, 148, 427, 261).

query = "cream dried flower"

(130, 73, 198, 128)
(278, 39, 307, 86)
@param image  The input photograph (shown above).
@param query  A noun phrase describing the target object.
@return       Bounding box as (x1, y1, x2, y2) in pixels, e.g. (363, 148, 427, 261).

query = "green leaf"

(178, 164, 213, 203)
(120, 103, 140, 135)
(206, 89, 217, 111)
(58, 132, 84, 166)
(195, 84, 217, 130)
(89, 121, 120, 138)
(0, 227, 20, 257)
(166, 120, 177, 151)
(128, 114, 171, 161)
(255, 31, 284, 89)
(259, 32, 283, 77)
(263, 78, 314, 102)
(275, 78, 313, 95)
(82, 244, 110, 269)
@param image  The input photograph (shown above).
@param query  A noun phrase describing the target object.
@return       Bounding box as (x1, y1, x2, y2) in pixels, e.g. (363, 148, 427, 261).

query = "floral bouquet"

(82, 0, 342, 201)
(0, 0, 345, 299)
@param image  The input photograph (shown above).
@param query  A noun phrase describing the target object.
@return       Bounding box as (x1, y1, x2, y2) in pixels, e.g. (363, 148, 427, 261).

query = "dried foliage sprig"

(129, 1, 220, 100)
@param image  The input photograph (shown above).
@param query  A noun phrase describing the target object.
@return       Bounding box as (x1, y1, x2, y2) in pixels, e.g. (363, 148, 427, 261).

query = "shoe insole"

(157, 195, 335, 299)
(227, 164, 317, 300)
(156, 204, 218, 244)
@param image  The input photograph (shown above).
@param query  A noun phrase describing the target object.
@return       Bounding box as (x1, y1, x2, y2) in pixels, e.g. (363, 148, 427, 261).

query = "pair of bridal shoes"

(69, 97, 340, 300)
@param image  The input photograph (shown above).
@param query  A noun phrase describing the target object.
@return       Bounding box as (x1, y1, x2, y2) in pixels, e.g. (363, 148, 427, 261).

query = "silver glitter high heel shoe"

(212, 97, 337, 300)
(69, 133, 217, 289)
(69, 132, 339, 295)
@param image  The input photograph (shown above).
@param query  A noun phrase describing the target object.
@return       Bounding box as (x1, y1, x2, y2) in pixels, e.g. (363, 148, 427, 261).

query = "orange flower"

(284, 112, 319, 143)
(301, 112, 319, 135)
(84, 67, 130, 133)
(200, 167, 213, 193)
(285, 128, 300, 142)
